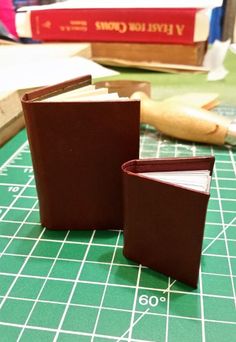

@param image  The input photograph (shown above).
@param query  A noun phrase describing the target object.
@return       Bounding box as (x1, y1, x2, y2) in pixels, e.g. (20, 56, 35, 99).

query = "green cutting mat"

(0, 108, 236, 342)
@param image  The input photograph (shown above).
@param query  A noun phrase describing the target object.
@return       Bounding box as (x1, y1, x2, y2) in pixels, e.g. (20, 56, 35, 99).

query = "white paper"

(230, 44, 236, 54)
(0, 56, 119, 92)
(0, 43, 91, 64)
(139, 170, 211, 192)
(18, 0, 223, 11)
(203, 39, 230, 81)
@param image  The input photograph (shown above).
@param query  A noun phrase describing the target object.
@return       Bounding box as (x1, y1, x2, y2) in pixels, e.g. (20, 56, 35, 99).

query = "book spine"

(91, 42, 206, 66)
(30, 8, 197, 44)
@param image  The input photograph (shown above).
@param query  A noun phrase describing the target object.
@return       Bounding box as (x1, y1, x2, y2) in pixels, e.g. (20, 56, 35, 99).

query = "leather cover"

(21, 75, 140, 230)
(122, 156, 215, 288)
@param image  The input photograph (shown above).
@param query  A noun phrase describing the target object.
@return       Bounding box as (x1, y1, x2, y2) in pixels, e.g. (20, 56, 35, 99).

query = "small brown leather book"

(122, 156, 215, 288)
(21, 75, 140, 230)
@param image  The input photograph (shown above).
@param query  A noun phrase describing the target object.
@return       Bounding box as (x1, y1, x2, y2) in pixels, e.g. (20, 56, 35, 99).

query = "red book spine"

(30, 8, 197, 44)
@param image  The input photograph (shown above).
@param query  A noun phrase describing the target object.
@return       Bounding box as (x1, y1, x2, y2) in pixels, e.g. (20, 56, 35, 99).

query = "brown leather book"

(122, 156, 215, 288)
(21, 75, 140, 230)
(92, 41, 207, 66)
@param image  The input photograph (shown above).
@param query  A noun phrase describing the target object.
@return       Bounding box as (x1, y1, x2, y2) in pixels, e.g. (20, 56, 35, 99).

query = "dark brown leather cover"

(21, 75, 140, 230)
(122, 156, 215, 288)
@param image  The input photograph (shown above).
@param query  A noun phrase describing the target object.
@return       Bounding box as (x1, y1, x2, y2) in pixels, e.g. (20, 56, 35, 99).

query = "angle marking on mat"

(162, 216, 236, 294)
(116, 308, 150, 342)
(162, 280, 176, 295)
(202, 216, 236, 254)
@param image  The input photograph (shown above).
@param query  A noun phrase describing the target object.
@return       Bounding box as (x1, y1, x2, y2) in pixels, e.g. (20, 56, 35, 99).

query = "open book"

(139, 170, 211, 192)
(40, 84, 128, 102)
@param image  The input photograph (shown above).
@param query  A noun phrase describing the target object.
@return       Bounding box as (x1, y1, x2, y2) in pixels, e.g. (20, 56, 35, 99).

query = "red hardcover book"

(21, 75, 140, 230)
(16, 7, 209, 44)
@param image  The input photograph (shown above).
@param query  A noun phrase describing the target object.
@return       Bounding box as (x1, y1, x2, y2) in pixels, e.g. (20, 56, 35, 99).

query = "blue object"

(209, 6, 224, 43)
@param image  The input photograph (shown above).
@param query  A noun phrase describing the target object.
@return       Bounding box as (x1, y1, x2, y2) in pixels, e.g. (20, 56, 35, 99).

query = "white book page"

(41, 86, 108, 102)
(75, 92, 120, 101)
(41, 85, 96, 102)
(40, 84, 129, 102)
(75, 92, 128, 101)
(139, 170, 211, 192)
(18, 0, 223, 11)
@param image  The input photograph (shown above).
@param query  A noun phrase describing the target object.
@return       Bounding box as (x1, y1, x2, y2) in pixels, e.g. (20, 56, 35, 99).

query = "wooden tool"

(95, 80, 235, 146)
(131, 91, 236, 146)
(0, 90, 24, 146)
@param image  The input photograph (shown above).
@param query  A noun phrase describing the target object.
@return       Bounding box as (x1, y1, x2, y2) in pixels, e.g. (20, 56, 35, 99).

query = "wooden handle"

(131, 91, 230, 145)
